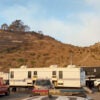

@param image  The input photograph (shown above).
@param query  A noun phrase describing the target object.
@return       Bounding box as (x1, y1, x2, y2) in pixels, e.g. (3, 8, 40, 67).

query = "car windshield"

(35, 79, 51, 86)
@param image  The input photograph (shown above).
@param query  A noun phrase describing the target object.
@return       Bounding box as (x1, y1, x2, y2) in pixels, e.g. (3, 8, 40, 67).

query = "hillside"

(0, 30, 100, 72)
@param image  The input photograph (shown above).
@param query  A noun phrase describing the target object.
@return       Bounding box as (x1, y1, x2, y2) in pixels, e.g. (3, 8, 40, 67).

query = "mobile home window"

(11, 71, 14, 78)
(28, 71, 31, 78)
(59, 71, 63, 79)
(52, 71, 56, 75)
(34, 71, 37, 75)
(52, 71, 56, 78)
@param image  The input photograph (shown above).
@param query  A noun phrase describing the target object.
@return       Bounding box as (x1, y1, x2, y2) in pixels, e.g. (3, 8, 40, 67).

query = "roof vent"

(67, 65, 76, 68)
(50, 65, 58, 68)
(20, 65, 27, 68)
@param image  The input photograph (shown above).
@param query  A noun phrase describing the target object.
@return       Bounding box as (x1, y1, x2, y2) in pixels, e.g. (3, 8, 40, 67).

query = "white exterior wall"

(37, 71, 52, 79)
(63, 70, 81, 87)
(9, 66, 85, 87)
(10, 69, 33, 86)
(51, 68, 82, 87)
(0, 72, 9, 80)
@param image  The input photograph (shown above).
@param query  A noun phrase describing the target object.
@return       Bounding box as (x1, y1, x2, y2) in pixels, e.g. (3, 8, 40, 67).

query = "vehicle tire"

(12, 87, 16, 92)
(98, 85, 100, 92)
(5, 89, 10, 96)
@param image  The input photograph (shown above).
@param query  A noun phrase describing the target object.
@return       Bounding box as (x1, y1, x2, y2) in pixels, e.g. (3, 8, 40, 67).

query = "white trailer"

(9, 65, 85, 88)
(0, 72, 9, 84)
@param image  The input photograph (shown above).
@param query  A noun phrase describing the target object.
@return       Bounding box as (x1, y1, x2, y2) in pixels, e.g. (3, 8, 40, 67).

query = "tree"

(24, 25, 30, 32)
(38, 30, 43, 34)
(1, 23, 8, 30)
(8, 20, 30, 32)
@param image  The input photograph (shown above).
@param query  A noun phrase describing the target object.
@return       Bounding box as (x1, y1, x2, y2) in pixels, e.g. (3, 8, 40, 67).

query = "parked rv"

(9, 65, 85, 90)
(0, 72, 9, 85)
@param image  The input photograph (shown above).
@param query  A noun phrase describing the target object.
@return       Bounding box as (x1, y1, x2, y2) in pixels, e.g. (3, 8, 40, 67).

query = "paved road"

(0, 92, 88, 100)
(22, 93, 100, 100)
(0, 92, 30, 100)
(22, 95, 88, 100)
(0, 91, 100, 100)
(88, 92, 100, 100)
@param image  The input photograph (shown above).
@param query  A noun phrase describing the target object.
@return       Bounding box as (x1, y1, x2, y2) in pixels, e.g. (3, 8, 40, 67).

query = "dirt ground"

(87, 92, 100, 100)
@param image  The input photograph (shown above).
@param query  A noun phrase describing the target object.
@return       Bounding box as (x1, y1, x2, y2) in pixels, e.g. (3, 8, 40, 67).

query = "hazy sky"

(0, 0, 100, 46)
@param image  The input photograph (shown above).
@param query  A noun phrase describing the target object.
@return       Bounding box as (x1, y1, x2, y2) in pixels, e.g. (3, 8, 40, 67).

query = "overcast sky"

(0, 0, 100, 46)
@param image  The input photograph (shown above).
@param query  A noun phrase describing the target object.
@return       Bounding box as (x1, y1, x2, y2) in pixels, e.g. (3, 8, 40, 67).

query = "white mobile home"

(0, 72, 9, 81)
(0, 72, 9, 84)
(9, 65, 85, 88)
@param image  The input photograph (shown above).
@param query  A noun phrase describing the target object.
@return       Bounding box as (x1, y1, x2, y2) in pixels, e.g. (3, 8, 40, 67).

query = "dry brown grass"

(0, 30, 100, 72)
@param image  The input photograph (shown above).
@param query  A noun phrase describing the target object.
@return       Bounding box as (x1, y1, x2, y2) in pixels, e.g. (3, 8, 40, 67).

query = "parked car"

(94, 79, 100, 91)
(0, 77, 10, 96)
(33, 79, 54, 90)
(32, 79, 54, 95)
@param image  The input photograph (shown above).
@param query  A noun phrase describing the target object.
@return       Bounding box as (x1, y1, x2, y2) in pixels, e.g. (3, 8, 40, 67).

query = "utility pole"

(69, 50, 73, 65)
